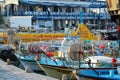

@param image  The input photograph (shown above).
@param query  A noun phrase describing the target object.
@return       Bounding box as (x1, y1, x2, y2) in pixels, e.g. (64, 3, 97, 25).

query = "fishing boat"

(0, 24, 98, 44)
(36, 37, 120, 79)
(8, 35, 120, 79)
(78, 40, 120, 80)
(8, 32, 63, 72)
(7, 24, 120, 79)
(34, 35, 82, 79)
(37, 54, 78, 79)
(13, 41, 53, 72)
(78, 68, 120, 80)
(34, 36, 96, 79)
(78, 1, 120, 79)
(5, 22, 96, 73)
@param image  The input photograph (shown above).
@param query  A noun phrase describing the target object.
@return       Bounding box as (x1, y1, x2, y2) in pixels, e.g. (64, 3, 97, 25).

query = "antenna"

(80, 11, 83, 24)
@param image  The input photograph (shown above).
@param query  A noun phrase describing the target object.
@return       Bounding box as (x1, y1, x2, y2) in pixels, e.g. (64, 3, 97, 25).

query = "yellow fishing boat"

(0, 24, 98, 44)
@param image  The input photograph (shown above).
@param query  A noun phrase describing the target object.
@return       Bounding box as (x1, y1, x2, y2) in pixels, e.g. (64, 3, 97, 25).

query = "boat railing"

(52, 55, 117, 69)
(23, 11, 109, 17)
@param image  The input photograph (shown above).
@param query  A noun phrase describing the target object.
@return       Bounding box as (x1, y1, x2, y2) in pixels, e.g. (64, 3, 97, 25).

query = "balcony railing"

(5, 11, 110, 20)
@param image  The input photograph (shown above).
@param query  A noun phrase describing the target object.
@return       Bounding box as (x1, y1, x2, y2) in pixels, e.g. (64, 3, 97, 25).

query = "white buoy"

(62, 74, 67, 80)
(25, 66, 33, 73)
(117, 66, 120, 75)
(6, 58, 10, 65)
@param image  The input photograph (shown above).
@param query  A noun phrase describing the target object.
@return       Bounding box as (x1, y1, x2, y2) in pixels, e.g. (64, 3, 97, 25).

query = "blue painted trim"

(79, 74, 120, 80)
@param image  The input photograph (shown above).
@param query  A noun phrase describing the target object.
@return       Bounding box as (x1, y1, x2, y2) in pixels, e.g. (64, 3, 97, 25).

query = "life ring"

(28, 43, 38, 53)
(32, 45, 39, 53)
(28, 43, 44, 53)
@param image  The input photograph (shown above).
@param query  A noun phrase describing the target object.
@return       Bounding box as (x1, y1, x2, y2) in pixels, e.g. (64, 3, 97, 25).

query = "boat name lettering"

(57, 69, 70, 74)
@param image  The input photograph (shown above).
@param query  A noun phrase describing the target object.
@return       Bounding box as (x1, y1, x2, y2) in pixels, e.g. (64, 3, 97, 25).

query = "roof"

(19, 0, 107, 8)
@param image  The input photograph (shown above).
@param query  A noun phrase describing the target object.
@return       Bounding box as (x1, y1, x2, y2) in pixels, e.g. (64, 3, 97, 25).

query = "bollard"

(62, 74, 67, 80)
(6, 58, 10, 65)
(25, 66, 33, 73)
(73, 70, 80, 80)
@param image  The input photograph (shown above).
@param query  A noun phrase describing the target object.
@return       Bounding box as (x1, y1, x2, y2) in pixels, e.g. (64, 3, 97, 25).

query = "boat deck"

(0, 59, 58, 80)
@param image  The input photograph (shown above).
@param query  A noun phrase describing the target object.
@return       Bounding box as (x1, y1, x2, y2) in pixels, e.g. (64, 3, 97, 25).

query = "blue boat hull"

(79, 69, 120, 80)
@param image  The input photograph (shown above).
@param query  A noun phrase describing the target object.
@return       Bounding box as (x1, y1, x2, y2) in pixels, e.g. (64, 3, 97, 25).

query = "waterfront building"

(1, 0, 110, 31)
(0, 0, 5, 15)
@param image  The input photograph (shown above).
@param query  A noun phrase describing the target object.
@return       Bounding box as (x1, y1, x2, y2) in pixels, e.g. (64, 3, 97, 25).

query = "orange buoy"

(99, 44, 105, 49)
(112, 58, 117, 64)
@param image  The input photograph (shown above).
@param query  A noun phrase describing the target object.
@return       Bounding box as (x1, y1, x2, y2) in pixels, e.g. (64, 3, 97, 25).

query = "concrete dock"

(0, 59, 58, 80)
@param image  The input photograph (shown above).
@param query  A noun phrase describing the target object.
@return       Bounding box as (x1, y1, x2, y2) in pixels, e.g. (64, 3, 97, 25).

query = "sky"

(97, 0, 105, 1)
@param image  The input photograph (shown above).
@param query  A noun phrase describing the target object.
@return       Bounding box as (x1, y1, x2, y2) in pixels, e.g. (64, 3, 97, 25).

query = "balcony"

(5, 11, 110, 20)
(24, 11, 110, 20)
